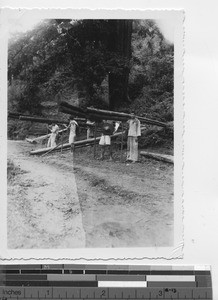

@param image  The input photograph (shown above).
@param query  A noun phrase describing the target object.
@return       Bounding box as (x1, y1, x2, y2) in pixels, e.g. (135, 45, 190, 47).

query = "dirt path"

(7, 141, 174, 248)
(7, 141, 85, 249)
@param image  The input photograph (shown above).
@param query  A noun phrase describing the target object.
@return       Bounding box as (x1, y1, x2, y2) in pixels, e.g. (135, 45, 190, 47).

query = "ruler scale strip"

(0, 265, 212, 300)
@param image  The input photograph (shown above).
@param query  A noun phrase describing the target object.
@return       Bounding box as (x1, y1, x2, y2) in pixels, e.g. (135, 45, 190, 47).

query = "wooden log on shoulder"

(87, 107, 167, 127)
(8, 111, 21, 117)
(8, 112, 56, 122)
(87, 107, 130, 118)
(8, 112, 30, 120)
(60, 101, 167, 127)
(58, 101, 168, 127)
(8, 112, 19, 116)
(19, 115, 69, 125)
(8, 112, 59, 124)
(59, 101, 86, 114)
(88, 112, 127, 122)
(140, 151, 174, 164)
(59, 106, 88, 118)
(59, 105, 102, 121)
(8, 115, 20, 120)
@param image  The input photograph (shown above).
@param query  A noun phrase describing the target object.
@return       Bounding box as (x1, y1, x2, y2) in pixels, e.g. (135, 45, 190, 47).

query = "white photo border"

(0, 8, 184, 260)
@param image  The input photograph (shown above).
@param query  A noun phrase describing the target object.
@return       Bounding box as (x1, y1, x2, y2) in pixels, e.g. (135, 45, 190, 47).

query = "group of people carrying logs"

(46, 113, 141, 163)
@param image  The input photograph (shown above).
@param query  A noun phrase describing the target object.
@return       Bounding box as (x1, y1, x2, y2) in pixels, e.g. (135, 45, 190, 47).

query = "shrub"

(139, 126, 173, 148)
(7, 159, 21, 182)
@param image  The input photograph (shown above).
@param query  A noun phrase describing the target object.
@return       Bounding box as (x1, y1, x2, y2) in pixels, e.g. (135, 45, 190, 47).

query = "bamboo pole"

(41, 135, 69, 157)
(121, 122, 124, 161)
(94, 123, 97, 159)
(41, 141, 64, 157)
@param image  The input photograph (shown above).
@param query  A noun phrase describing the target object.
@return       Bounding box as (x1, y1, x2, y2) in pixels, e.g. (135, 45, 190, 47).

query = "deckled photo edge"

(0, 8, 184, 261)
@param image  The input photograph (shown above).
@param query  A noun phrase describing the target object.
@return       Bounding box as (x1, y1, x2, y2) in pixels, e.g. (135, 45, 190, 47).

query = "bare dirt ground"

(7, 140, 174, 249)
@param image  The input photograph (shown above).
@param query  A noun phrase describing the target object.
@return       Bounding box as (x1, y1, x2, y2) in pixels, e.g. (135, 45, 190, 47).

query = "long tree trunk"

(108, 20, 133, 110)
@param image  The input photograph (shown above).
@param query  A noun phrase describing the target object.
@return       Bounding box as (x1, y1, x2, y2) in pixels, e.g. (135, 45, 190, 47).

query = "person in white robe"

(126, 114, 141, 162)
(66, 118, 79, 152)
(47, 124, 59, 148)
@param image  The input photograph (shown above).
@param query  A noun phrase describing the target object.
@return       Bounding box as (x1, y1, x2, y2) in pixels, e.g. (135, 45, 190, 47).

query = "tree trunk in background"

(108, 20, 133, 110)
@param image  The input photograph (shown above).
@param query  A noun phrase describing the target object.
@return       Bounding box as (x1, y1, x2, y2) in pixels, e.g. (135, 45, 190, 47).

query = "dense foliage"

(8, 19, 71, 113)
(127, 20, 174, 122)
(8, 19, 174, 146)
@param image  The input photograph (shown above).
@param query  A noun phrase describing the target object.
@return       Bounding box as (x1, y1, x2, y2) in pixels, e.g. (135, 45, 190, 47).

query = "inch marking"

(0, 286, 213, 299)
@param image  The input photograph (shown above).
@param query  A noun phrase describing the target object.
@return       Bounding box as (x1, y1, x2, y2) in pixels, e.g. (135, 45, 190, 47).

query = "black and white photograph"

(1, 9, 183, 258)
